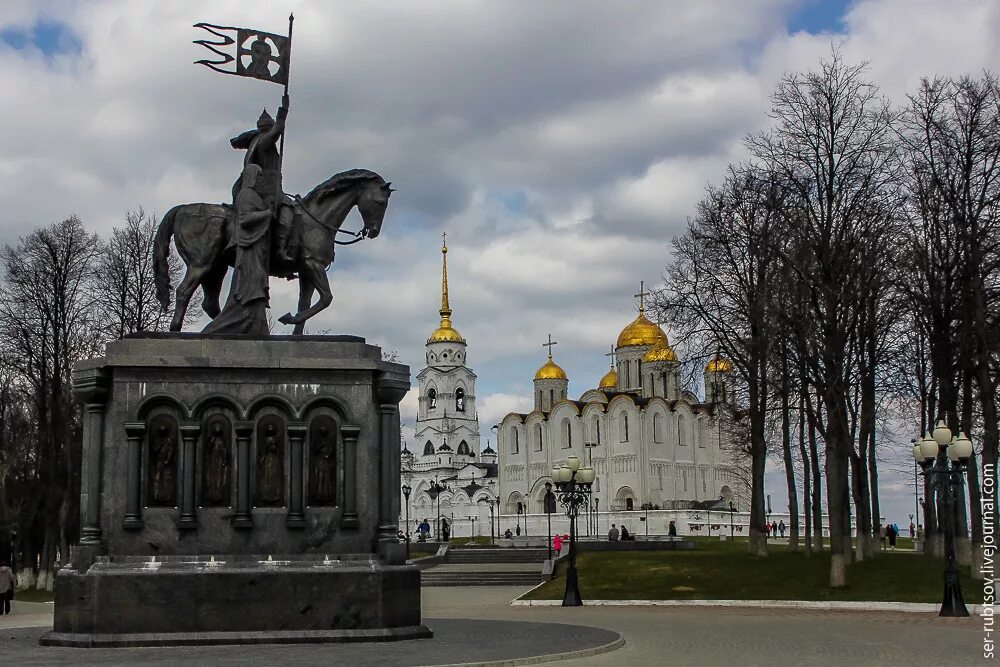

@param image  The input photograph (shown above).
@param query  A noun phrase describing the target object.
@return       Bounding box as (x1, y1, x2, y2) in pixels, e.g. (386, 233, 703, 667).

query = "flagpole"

(277, 13, 293, 205)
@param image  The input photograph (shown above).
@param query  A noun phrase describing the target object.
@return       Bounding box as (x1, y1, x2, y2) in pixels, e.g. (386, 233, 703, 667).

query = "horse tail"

(154, 206, 179, 311)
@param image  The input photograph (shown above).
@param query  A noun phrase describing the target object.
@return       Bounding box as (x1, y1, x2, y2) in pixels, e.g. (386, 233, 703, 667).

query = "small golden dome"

(534, 357, 568, 381)
(706, 354, 733, 373)
(643, 337, 678, 363)
(428, 321, 465, 343)
(616, 312, 668, 349)
(598, 367, 618, 389)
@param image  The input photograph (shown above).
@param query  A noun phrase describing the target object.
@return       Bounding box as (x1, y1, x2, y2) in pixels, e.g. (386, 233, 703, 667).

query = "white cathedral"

(497, 292, 748, 518)
(399, 236, 498, 539)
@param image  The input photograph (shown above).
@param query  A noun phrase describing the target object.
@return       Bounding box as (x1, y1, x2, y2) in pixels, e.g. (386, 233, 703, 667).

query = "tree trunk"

(780, 357, 799, 550)
(806, 394, 824, 551)
(799, 391, 812, 557)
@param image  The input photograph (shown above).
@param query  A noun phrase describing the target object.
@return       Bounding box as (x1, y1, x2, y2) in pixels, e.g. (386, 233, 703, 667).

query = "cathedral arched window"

(510, 427, 519, 454)
(678, 414, 687, 446)
(423, 440, 434, 456)
(428, 388, 437, 410)
(455, 387, 465, 412)
(591, 416, 601, 444)
(619, 413, 629, 442)
(561, 418, 571, 449)
(457, 440, 470, 456)
(653, 413, 663, 443)
(697, 417, 705, 447)
(682, 469, 688, 491)
(534, 424, 543, 451)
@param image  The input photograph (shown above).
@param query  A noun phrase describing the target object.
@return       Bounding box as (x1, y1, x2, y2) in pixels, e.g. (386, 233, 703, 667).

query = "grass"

(524, 539, 983, 603)
(12, 588, 54, 603)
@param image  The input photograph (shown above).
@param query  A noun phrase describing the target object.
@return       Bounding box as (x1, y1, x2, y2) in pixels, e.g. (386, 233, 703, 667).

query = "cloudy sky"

(3, 0, 998, 526)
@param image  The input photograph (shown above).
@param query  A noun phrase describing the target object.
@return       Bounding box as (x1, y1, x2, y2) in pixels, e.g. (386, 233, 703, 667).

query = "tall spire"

(428, 230, 465, 343)
(440, 231, 451, 322)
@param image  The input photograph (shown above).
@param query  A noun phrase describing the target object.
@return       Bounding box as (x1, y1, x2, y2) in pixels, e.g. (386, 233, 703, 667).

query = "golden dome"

(598, 367, 618, 389)
(706, 354, 733, 373)
(534, 357, 568, 381)
(428, 322, 464, 343)
(643, 337, 678, 363)
(427, 232, 466, 344)
(616, 312, 668, 349)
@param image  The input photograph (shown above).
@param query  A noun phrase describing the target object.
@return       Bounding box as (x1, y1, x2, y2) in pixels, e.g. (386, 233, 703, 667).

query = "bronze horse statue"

(154, 169, 392, 334)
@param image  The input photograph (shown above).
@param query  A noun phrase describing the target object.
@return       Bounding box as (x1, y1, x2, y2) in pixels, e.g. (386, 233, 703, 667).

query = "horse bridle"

(292, 194, 367, 246)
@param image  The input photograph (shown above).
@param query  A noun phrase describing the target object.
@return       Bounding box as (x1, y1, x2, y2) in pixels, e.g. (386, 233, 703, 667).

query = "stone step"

(444, 549, 548, 564)
(420, 571, 545, 587)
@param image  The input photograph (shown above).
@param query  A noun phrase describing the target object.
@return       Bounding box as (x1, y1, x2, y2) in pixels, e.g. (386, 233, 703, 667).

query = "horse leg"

(171, 265, 209, 331)
(278, 260, 332, 327)
(292, 275, 314, 335)
(200, 262, 229, 319)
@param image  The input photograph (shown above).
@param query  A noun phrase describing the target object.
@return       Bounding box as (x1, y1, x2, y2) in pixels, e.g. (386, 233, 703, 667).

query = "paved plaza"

(1, 588, 986, 666)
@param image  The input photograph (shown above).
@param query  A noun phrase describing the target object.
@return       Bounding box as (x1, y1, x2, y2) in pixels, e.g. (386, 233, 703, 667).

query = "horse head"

(356, 178, 394, 239)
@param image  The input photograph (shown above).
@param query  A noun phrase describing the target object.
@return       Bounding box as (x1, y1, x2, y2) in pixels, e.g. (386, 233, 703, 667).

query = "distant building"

(400, 235, 498, 539)
(497, 291, 747, 518)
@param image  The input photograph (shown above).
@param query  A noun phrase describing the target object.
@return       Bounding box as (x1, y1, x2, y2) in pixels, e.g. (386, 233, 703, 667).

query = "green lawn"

(12, 588, 54, 603)
(524, 540, 983, 603)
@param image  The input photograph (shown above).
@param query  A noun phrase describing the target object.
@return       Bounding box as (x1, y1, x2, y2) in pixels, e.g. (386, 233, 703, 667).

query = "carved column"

(376, 374, 409, 563)
(178, 424, 200, 528)
(231, 421, 254, 529)
(340, 425, 361, 529)
(287, 423, 307, 527)
(122, 422, 145, 530)
(73, 368, 110, 548)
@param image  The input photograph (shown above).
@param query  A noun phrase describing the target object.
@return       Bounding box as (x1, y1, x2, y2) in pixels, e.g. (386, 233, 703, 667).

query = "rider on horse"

(230, 95, 297, 270)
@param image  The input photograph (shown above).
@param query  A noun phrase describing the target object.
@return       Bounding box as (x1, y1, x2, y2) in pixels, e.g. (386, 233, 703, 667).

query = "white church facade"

(497, 295, 748, 523)
(399, 236, 498, 540)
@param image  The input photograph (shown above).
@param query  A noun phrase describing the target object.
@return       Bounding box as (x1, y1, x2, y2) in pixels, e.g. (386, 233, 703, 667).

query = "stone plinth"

(44, 334, 427, 646)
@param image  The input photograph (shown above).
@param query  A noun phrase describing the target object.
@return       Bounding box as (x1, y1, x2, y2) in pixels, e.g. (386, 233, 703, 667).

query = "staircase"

(443, 548, 548, 564)
(420, 547, 548, 587)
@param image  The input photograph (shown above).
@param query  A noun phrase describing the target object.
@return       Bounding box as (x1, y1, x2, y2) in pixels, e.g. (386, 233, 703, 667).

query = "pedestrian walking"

(778, 520, 786, 538)
(765, 522, 771, 539)
(668, 520, 677, 537)
(553, 533, 563, 556)
(0, 561, 14, 616)
(608, 524, 619, 541)
(887, 523, 898, 550)
(620, 525, 630, 541)
(909, 522, 915, 539)
(771, 520, 778, 537)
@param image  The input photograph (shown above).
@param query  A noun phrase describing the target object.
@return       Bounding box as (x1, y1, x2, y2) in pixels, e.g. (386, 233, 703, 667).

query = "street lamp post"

(729, 501, 735, 538)
(479, 498, 496, 545)
(467, 515, 477, 538)
(913, 420, 972, 617)
(551, 456, 595, 607)
(401, 483, 412, 560)
(427, 480, 447, 543)
(545, 481, 554, 560)
(594, 497, 599, 536)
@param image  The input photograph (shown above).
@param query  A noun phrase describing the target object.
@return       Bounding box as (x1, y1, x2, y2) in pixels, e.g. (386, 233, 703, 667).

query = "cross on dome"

(542, 334, 558, 359)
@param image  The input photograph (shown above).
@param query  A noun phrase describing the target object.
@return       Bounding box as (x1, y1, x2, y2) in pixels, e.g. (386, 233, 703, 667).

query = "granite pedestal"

(42, 334, 428, 646)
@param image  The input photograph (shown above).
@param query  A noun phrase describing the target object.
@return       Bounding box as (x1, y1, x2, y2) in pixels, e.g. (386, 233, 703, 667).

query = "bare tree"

(0, 216, 102, 589)
(95, 208, 196, 339)
(747, 52, 901, 586)
(660, 163, 788, 556)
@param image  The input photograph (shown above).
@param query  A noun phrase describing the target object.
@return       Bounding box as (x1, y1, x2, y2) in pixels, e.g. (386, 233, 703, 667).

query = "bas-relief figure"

(309, 421, 336, 506)
(256, 422, 284, 506)
(148, 420, 177, 507)
(202, 419, 231, 506)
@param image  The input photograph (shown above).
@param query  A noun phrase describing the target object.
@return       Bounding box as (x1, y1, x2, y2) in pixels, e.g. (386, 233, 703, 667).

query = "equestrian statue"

(153, 18, 393, 336)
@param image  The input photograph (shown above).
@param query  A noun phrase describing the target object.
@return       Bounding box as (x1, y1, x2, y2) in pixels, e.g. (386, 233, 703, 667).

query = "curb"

(510, 598, 985, 613)
(435, 633, 625, 667)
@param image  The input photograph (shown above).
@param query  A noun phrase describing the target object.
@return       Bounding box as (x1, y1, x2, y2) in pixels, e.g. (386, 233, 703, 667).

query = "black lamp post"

(913, 420, 972, 617)
(544, 481, 554, 560)
(401, 483, 412, 560)
(729, 501, 735, 538)
(427, 480, 447, 542)
(551, 456, 595, 607)
(593, 497, 599, 536)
